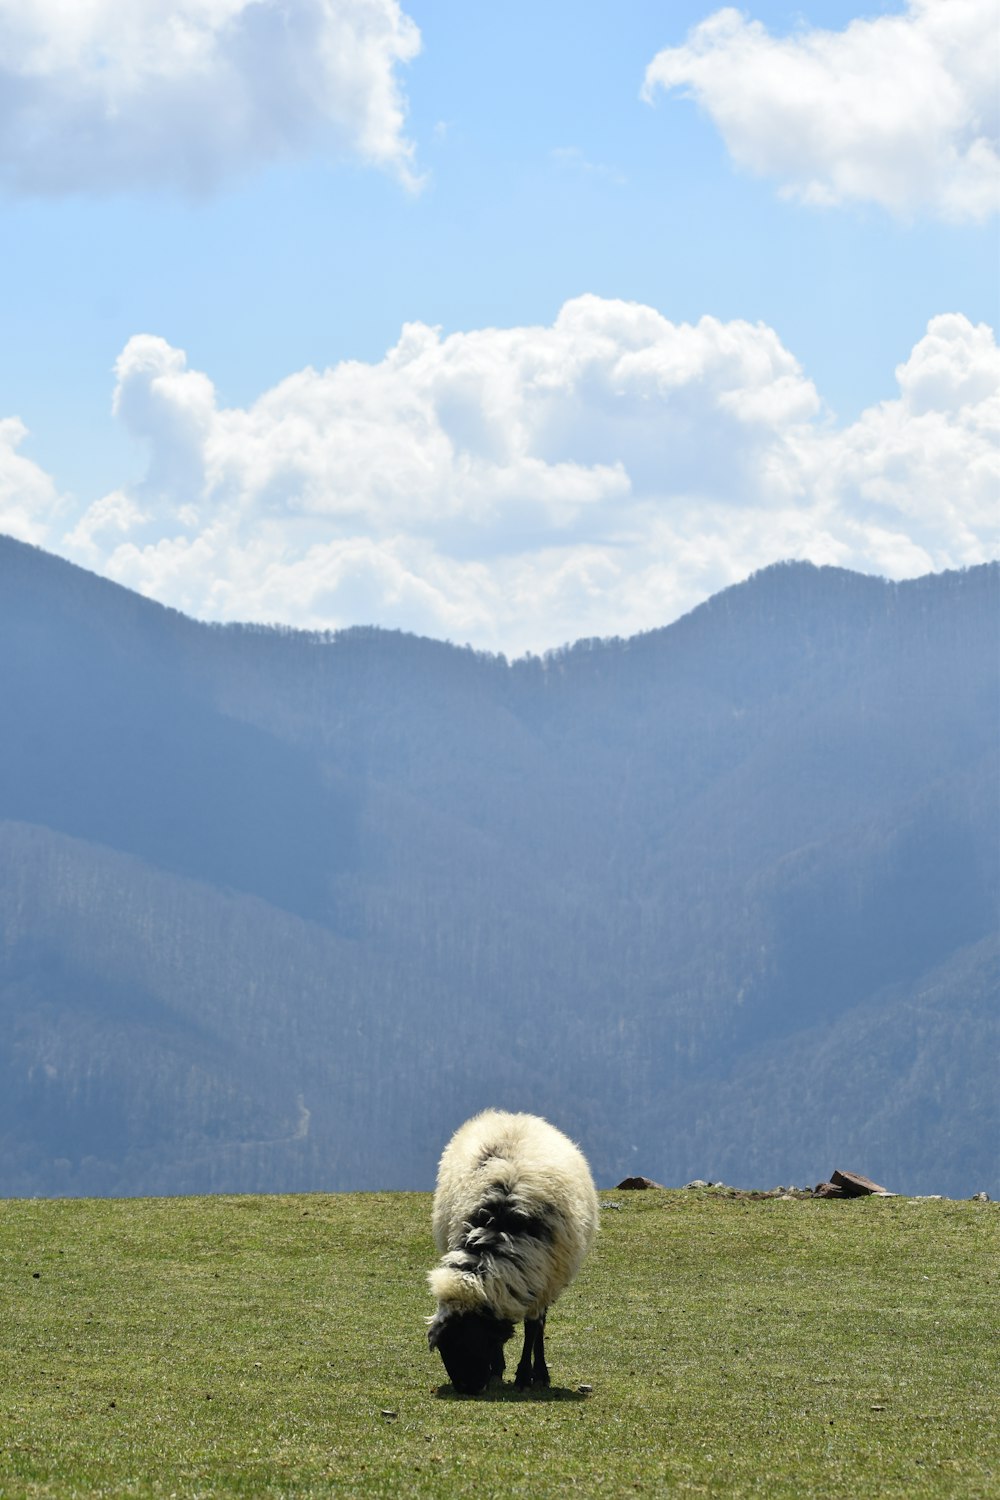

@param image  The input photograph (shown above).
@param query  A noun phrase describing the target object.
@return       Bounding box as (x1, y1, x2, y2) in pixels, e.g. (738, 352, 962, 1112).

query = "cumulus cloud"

(0, 0, 421, 193)
(52, 301, 1000, 647)
(810, 314, 1000, 568)
(0, 417, 65, 543)
(3, 296, 994, 652)
(104, 300, 823, 551)
(644, 0, 1000, 222)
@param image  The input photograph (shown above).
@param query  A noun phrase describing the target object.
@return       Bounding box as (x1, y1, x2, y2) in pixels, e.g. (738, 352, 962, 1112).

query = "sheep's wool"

(428, 1109, 599, 1322)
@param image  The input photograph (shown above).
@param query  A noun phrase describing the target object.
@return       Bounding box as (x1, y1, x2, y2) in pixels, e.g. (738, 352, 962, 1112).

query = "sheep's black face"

(428, 1308, 514, 1395)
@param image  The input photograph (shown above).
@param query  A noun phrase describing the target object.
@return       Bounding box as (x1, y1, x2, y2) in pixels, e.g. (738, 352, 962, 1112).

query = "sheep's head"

(427, 1306, 515, 1395)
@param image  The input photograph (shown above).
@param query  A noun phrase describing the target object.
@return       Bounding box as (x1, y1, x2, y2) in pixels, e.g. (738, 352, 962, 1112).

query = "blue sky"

(1, 0, 997, 652)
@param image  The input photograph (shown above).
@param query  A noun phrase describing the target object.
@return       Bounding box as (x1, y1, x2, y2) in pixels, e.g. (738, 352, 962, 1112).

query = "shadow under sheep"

(435, 1381, 590, 1402)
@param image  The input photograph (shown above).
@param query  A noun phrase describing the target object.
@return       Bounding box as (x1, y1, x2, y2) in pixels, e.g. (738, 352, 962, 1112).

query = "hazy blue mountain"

(0, 535, 996, 1198)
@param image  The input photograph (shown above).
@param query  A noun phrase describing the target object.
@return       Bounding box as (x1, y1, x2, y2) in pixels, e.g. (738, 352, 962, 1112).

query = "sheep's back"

(431, 1109, 599, 1314)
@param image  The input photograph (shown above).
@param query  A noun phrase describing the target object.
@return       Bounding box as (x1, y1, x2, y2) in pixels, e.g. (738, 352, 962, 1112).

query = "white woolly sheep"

(427, 1109, 599, 1394)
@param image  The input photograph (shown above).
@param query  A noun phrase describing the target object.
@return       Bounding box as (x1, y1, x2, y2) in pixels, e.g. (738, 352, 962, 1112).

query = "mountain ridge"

(1, 536, 996, 1197)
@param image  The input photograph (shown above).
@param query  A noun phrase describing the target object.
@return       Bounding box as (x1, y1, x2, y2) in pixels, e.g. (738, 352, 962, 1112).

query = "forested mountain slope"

(1, 536, 996, 1197)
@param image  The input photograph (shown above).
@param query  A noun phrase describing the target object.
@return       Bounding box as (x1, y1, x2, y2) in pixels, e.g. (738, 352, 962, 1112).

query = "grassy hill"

(1, 1190, 996, 1498)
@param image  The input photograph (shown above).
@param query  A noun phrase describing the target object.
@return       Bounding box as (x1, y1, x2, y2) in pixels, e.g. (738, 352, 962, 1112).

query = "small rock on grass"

(830, 1169, 893, 1197)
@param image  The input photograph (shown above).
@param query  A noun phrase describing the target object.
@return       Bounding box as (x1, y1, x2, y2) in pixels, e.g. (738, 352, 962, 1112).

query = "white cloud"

(63, 488, 147, 563)
(1, 296, 993, 653)
(644, 0, 1000, 222)
(895, 312, 1000, 414)
(94, 297, 822, 560)
(811, 315, 1000, 563)
(0, 0, 421, 193)
(0, 417, 65, 543)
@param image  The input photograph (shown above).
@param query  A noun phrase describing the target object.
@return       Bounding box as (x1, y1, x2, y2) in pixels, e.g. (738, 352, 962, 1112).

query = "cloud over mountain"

(0, 0, 421, 193)
(644, 0, 1000, 222)
(0, 418, 62, 544)
(36, 297, 994, 652)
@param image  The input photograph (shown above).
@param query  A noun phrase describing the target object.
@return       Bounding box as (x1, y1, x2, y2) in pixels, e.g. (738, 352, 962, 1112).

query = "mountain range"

(1, 535, 996, 1198)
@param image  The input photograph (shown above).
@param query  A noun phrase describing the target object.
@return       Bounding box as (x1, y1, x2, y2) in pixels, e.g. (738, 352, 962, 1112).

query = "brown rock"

(831, 1169, 892, 1197)
(615, 1175, 662, 1190)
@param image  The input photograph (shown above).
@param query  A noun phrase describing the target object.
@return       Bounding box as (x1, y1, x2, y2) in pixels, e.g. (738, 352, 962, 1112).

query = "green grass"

(0, 1189, 996, 1498)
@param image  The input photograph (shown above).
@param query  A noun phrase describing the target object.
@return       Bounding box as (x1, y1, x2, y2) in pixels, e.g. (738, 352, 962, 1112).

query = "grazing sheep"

(427, 1109, 599, 1395)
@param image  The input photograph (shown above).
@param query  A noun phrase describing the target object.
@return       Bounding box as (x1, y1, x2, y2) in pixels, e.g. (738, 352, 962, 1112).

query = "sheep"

(426, 1109, 599, 1395)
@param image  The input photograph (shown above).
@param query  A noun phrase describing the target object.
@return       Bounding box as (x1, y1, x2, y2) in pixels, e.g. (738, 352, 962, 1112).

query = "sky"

(0, 0, 997, 654)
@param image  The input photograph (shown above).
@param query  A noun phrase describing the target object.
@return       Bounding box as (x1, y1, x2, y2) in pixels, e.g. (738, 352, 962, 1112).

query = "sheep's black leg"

(532, 1310, 550, 1387)
(490, 1344, 506, 1384)
(514, 1320, 539, 1389)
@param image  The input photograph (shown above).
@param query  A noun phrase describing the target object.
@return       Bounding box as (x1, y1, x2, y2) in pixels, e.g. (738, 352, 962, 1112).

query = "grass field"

(0, 1187, 996, 1498)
